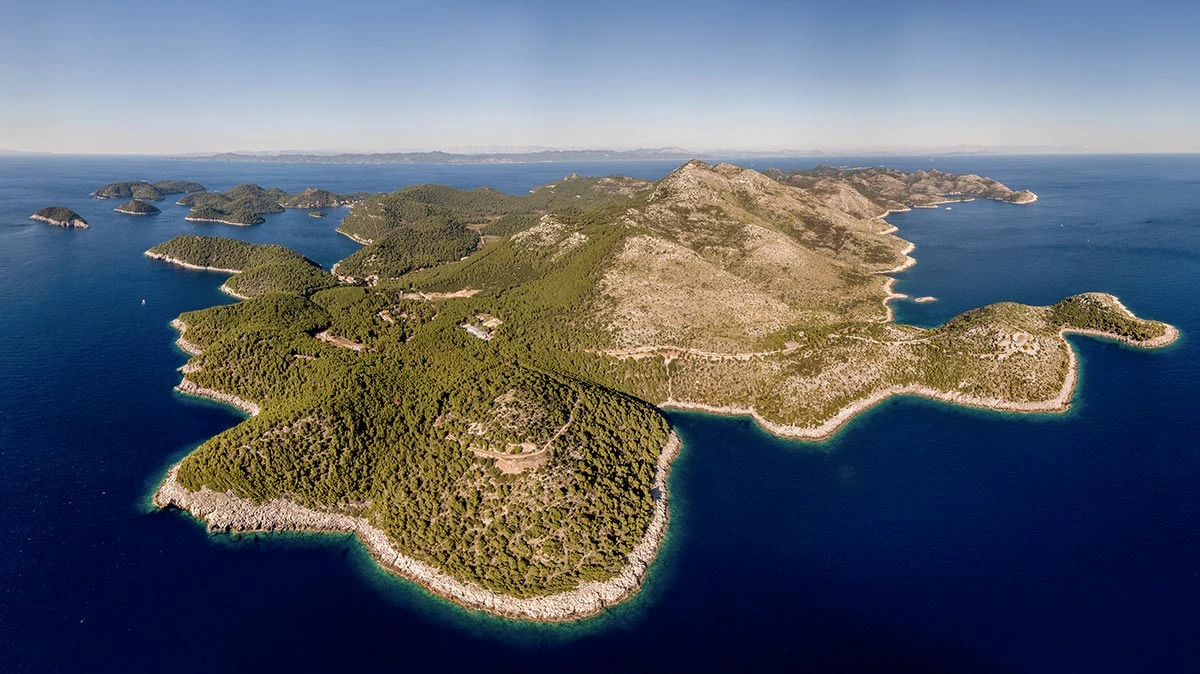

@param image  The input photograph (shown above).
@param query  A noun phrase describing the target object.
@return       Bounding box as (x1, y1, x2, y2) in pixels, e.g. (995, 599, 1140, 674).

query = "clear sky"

(2, 0, 1198, 154)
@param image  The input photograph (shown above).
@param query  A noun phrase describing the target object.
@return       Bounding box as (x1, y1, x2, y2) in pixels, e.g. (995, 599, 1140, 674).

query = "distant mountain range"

(189, 148, 821, 164)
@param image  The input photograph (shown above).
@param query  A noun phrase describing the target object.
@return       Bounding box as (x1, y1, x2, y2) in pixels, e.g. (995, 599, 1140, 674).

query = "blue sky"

(2, 0, 1197, 154)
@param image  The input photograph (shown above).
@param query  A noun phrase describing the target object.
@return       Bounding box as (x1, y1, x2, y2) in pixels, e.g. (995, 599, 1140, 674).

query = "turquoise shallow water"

(0, 155, 1197, 672)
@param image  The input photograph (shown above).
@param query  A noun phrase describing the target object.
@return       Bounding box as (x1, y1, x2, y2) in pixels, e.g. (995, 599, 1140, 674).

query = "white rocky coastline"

(169, 319, 259, 415)
(169, 318, 203, 356)
(154, 431, 681, 622)
(218, 283, 250, 300)
(31, 213, 89, 229)
(184, 216, 259, 226)
(175, 378, 261, 417)
(145, 251, 242, 274)
(337, 229, 372, 245)
(145, 252, 250, 299)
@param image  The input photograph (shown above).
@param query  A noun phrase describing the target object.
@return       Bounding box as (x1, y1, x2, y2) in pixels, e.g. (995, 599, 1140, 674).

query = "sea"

(0, 154, 1196, 673)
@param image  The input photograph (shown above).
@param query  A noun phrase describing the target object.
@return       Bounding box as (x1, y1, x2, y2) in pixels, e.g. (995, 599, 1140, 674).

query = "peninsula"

(31, 206, 89, 228)
(150, 161, 1176, 621)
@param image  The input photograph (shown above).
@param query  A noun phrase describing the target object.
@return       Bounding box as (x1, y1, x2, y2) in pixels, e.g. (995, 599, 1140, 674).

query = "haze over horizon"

(3, 0, 1198, 155)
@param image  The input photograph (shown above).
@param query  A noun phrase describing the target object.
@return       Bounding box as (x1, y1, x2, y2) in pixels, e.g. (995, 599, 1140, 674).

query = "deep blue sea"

(1, 155, 1197, 673)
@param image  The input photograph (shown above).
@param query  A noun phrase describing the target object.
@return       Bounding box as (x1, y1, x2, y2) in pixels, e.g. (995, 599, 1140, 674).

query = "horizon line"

(4, 148, 1200, 159)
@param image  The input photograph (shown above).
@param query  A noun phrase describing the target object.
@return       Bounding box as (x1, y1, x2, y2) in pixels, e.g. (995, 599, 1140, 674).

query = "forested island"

(115, 199, 161, 215)
(94, 180, 205, 201)
(280, 187, 368, 209)
(31, 206, 88, 228)
(178, 184, 363, 225)
(150, 161, 1176, 621)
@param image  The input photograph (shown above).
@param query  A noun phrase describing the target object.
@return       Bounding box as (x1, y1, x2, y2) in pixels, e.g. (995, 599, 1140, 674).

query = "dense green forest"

(179, 184, 287, 224)
(95, 179, 206, 200)
(94, 181, 165, 201)
(152, 180, 207, 194)
(31, 206, 89, 226)
(334, 215, 480, 278)
(154, 173, 684, 598)
(166, 226, 670, 596)
(147, 235, 340, 297)
(173, 184, 363, 224)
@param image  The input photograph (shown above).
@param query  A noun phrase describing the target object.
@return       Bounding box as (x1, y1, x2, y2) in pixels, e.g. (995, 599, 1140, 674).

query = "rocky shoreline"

(218, 283, 249, 300)
(154, 431, 681, 622)
(336, 229, 372, 245)
(169, 318, 203, 356)
(175, 378, 261, 417)
(184, 216, 257, 226)
(145, 252, 249, 300)
(145, 251, 242, 274)
(31, 213, 89, 229)
(169, 319, 259, 416)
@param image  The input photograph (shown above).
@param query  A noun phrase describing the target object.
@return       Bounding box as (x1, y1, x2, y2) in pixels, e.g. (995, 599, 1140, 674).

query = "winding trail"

(469, 399, 580, 464)
(600, 341, 802, 362)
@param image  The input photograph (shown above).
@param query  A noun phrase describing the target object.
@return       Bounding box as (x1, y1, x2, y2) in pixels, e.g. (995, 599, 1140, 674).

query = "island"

(309, 211, 327, 218)
(150, 160, 1176, 621)
(94, 180, 206, 201)
(31, 206, 89, 228)
(178, 184, 363, 225)
(114, 199, 161, 216)
(279, 187, 366, 209)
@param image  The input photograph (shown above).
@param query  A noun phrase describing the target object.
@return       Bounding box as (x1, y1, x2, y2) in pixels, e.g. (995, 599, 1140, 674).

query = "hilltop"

(150, 161, 1175, 620)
